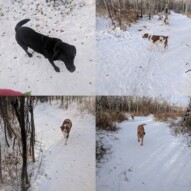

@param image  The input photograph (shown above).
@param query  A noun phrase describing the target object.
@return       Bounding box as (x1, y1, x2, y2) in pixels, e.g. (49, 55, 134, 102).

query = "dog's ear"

(53, 42, 62, 59)
(143, 33, 148, 38)
(72, 46, 76, 56)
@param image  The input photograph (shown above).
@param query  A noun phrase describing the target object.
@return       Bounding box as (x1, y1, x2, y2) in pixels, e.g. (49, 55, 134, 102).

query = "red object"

(0, 89, 23, 96)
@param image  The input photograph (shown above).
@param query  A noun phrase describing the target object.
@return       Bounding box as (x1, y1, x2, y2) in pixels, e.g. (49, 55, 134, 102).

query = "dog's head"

(60, 124, 70, 133)
(142, 33, 149, 39)
(60, 125, 70, 137)
(53, 41, 76, 73)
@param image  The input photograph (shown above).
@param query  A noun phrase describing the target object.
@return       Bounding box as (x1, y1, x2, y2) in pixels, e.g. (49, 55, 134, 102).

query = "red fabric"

(0, 89, 23, 96)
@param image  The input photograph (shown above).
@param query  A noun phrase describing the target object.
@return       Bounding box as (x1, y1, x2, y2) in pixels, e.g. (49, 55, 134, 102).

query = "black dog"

(15, 19, 76, 72)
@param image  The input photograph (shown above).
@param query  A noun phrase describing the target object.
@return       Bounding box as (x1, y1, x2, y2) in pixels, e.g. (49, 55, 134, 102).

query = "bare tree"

(29, 98, 35, 163)
(103, 0, 116, 28)
(0, 143, 3, 183)
(20, 97, 29, 191)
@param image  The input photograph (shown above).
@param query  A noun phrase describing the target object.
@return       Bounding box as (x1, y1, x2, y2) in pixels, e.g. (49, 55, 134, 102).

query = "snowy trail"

(0, 0, 95, 95)
(96, 12, 191, 96)
(30, 103, 95, 191)
(97, 116, 191, 191)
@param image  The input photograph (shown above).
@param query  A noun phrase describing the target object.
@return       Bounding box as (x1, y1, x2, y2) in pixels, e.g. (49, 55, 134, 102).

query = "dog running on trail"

(137, 124, 146, 146)
(60, 119, 72, 145)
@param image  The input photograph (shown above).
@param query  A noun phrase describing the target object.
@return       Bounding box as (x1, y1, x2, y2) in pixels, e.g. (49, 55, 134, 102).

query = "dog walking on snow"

(137, 124, 146, 146)
(60, 119, 72, 145)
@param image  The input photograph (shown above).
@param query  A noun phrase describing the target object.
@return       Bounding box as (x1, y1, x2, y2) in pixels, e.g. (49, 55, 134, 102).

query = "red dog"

(137, 124, 146, 146)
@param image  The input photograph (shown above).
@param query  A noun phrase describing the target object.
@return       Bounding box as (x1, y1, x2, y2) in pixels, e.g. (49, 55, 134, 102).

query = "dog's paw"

(55, 67, 60, 72)
(28, 53, 33, 57)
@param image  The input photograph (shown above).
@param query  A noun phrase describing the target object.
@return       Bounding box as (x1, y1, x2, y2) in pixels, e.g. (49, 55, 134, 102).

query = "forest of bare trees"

(0, 97, 35, 191)
(96, 0, 191, 29)
(0, 96, 94, 191)
(96, 96, 185, 130)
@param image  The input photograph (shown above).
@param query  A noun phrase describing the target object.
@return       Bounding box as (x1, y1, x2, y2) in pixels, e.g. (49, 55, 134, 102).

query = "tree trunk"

(29, 98, 35, 163)
(103, 0, 116, 28)
(140, 0, 143, 17)
(20, 97, 29, 191)
(4, 123, 10, 148)
(148, 0, 152, 20)
(0, 143, 3, 183)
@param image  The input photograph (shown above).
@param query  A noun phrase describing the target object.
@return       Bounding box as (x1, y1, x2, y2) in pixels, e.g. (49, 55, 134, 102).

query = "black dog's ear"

(53, 42, 62, 59)
(72, 46, 76, 56)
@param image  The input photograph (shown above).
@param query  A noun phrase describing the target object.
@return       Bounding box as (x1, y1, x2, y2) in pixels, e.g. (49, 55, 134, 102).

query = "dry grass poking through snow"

(154, 110, 184, 122)
(96, 110, 128, 131)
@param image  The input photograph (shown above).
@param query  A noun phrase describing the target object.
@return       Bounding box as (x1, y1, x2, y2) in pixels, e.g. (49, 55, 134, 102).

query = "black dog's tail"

(15, 19, 30, 32)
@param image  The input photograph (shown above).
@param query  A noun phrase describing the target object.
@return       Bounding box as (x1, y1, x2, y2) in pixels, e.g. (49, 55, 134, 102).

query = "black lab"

(15, 19, 76, 72)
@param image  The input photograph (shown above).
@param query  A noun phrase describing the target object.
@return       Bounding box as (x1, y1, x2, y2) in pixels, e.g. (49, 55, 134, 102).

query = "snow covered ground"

(0, 0, 95, 95)
(96, 12, 191, 96)
(28, 101, 95, 191)
(97, 115, 191, 191)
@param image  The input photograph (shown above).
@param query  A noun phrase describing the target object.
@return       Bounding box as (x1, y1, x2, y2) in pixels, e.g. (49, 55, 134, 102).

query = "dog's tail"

(15, 19, 30, 32)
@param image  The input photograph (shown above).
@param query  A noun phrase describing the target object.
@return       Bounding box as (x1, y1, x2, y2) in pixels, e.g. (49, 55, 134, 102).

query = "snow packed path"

(97, 115, 191, 191)
(96, 12, 191, 96)
(30, 102, 95, 191)
(0, 0, 95, 95)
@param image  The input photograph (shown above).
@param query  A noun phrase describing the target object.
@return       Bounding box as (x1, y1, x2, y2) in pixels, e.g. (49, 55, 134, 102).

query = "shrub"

(96, 110, 128, 131)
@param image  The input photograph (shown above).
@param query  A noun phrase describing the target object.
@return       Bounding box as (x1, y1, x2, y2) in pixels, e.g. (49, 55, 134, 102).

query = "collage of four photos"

(0, 0, 191, 191)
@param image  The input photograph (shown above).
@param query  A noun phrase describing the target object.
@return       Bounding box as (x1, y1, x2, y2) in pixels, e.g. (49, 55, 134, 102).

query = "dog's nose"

(70, 66, 76, 72)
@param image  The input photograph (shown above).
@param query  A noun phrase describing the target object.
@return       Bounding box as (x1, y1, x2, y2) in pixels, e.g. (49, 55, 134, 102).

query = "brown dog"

(60, 119, 72, 145)
(142, 33, 168, 49)
(137, 124, 146, 146)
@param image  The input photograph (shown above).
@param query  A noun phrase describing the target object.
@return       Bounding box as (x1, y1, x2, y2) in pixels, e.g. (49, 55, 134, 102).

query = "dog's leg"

(65, 138, 68, 145)
(65, 134, 69, 145)
(148, 44, 154, 52)
(138, 135, 140, 142)
(17, 41, 32, 57)
(48, 59, 60, 72)
(141, 136, 143, 146)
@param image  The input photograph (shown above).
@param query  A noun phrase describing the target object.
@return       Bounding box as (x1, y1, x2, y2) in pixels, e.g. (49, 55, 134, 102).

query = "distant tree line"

(96, 96, 183, 115)
(96, 96, 184, 130)
(181, 97, 191, 133)
(96, 0, 191, 29)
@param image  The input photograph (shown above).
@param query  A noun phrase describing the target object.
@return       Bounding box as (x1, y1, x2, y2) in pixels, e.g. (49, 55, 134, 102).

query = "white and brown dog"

(60, 119, 72, 145)
(143, 33, 168, 49)
(137, 124, 146, 146)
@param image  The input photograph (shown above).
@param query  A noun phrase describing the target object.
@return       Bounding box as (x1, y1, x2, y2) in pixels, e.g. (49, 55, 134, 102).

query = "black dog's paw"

(28, 53, 33, 57)
(55, 67, 60, 72)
